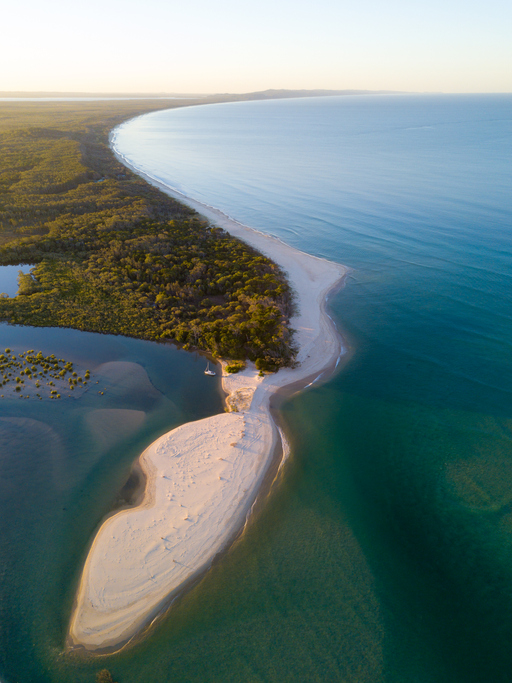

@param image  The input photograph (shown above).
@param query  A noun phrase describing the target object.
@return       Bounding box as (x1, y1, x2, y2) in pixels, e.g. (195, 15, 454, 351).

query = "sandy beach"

(67, 128, 349, 651)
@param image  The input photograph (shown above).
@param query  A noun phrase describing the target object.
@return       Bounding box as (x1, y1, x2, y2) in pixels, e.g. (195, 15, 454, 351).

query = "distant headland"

(0, 88, 405, 100)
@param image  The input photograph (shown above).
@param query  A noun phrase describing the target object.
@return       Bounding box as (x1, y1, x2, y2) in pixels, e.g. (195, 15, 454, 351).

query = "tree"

(17, 270, 40, 296)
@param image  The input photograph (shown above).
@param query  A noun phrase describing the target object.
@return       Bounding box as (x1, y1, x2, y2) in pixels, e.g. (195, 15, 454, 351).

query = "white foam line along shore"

(67, 121, 350, 651)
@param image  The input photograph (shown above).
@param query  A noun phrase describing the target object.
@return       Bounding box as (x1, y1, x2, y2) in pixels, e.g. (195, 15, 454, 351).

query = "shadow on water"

(111, 463, 145, 510)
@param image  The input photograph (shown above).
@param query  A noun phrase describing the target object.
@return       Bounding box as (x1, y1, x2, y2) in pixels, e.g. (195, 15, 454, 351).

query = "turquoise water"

(0, 325, 223, 683)
(2, 94, 512, 681)
(113, 95, 512, 682)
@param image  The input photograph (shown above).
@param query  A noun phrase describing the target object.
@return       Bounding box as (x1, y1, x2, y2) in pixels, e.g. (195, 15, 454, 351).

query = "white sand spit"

(68, 131, 350, 651)
(70, 408, 275, 650)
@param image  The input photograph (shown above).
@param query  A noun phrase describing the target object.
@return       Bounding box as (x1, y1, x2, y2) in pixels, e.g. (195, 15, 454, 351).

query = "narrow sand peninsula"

(68, 133, 349, 651)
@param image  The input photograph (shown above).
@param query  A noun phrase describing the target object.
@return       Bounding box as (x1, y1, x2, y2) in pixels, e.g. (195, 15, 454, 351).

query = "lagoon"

(1, 93, 512, 682)
(0, 323, 223, 682)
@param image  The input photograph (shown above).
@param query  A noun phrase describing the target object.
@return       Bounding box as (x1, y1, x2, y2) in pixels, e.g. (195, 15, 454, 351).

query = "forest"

(0, 100, 295, 370)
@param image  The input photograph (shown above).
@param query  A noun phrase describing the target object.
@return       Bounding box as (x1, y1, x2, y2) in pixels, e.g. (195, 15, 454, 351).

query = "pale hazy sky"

(2, 0, 511, 94)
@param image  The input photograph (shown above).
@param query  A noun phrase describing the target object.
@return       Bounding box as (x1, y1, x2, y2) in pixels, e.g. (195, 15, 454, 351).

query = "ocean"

(1, 93, 512, 681)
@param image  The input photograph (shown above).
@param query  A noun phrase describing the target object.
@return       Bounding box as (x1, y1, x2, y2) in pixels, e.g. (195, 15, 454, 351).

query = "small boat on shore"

(204, 362, 216, 376)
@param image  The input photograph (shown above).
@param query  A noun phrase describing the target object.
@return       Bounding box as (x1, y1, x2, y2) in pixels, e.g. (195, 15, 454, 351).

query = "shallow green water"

(16, 291, 512, 683)
(2, 94, 512, 682)
(0, 324, 223, 683)
(98, 94, 512, 682)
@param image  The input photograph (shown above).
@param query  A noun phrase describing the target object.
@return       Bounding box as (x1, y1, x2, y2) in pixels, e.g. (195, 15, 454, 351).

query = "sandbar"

(67, 127, 349, 651)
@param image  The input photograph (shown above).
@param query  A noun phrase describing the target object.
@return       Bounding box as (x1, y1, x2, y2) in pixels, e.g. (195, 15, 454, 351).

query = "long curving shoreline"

(67, 121, 350, 652)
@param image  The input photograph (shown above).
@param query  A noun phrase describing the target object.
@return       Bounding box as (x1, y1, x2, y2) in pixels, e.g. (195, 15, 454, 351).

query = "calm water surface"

(0, 325, 223, 683)
(0, 265, 32, 298)
(2, 94, 512, 682)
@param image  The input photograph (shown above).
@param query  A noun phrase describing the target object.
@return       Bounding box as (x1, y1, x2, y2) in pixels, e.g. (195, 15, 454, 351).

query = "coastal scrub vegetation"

(0, 101, 295, 370)
(0, 347, 92, 399)
(96, 670, 118, 683)
(225, 360, 246, 373)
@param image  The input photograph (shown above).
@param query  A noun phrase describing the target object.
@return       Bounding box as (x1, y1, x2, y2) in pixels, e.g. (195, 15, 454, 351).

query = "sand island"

(68, 143, 348, 650)
(0, 99, 348, 652)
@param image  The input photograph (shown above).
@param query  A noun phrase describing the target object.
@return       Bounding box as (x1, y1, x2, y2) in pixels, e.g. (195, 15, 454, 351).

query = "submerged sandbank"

(67, 128, 349, 651)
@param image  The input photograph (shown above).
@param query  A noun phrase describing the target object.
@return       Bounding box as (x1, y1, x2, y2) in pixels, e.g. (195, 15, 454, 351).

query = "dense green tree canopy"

(0, 101, 295, 370)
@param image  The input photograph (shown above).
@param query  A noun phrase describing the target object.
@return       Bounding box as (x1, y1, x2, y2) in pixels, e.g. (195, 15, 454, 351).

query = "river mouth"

(0, 320, 225, 678)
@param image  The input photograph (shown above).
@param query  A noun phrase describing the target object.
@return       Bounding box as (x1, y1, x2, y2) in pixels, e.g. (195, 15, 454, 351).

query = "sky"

(2, 0, 511, 94)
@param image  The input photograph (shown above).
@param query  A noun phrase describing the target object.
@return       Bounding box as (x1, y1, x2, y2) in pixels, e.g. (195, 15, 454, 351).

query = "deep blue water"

(114, 94, 512, 414)
(116, 94, 512, 682)
(1, 94, 512, 682)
